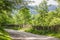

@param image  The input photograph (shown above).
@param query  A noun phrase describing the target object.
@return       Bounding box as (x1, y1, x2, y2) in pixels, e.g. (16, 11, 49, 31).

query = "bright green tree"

(35, 0, 48, 26)
(17, 7, 31, 25)
(0, 0, 30, 40)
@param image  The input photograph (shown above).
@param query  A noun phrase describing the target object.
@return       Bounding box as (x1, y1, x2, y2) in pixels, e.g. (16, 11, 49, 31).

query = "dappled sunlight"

(0, 0, 60, 40)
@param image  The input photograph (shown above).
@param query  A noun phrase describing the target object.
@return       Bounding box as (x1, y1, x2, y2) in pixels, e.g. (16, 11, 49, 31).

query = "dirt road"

(5, 29, 60, 40)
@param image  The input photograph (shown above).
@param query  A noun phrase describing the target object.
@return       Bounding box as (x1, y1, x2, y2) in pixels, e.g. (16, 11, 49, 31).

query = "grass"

(3, 26, 21, 30)
(25, 28, 60, 38)
(0, 27, 11, 40)
(47, 33, 60, 38)
(3, 25, 60, 38)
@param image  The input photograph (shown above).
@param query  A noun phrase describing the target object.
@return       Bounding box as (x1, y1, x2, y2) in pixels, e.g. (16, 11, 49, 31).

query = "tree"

(56, 0, 60, 7)
(36, 0, 48, 13)
(0, 0, 32, 40)
(17, 7, 31, 25)
(35, 0, 48, 26)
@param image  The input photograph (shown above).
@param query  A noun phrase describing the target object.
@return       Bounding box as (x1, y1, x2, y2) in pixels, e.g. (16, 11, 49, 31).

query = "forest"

(0, 0, 60, 40)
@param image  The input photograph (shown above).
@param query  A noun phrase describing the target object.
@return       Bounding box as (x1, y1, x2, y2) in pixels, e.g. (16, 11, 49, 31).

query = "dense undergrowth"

(25, 28, 60, 38)
(0, 27, 11, 40)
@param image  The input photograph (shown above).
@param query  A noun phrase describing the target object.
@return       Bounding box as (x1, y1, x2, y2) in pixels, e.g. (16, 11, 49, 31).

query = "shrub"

(0, 27, 11, 40)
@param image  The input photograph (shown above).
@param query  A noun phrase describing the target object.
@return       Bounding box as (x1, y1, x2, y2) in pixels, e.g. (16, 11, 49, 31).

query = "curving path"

(5, 29, 60, 40)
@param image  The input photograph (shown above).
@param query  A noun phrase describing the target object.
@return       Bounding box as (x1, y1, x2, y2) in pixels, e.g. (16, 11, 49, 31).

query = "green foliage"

(0, 27, 11, 40)
(0, 0, 25, 12)
(15, 7, 31, 24)
(0, 11, 15, 25)
(25, 0, 60, 38)
(0, 0, 34, 40)
(25, 7, 60, 38)
(25, 28, 60, 38)
(0, 0, 60, 39)
(36, 0, 48, 13)
(49, 17, 60, 26)
(0, 0, 25, 40)
(0, 0, 14, 12)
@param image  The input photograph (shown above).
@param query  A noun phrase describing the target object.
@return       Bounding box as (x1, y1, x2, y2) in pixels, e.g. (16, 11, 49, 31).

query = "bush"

(25, 28, 60, 38)
(0, 27, 11, 40)
(49, 17, 60, 26)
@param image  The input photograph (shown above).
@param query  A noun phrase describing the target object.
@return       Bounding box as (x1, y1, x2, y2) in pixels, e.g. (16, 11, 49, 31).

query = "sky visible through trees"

(0, 0, 60, 40)
(28, 0, 58, 6)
